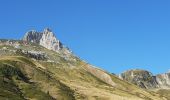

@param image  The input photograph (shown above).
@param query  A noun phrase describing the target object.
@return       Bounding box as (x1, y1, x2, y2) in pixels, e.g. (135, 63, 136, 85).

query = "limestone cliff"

(23, 28, 63, 52)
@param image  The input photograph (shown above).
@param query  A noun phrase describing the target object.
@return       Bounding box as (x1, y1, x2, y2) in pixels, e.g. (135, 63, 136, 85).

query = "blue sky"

(0, 0, 170, 74)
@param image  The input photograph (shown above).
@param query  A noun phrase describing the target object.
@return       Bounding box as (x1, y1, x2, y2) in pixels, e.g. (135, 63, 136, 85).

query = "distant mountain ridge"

(119, 69, 170, 89)
(156, 72, 170, 88)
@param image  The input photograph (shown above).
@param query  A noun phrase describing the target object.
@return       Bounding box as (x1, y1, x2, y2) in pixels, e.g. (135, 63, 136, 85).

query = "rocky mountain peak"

(120, 69, 170, 89)
(23, 30, 42, 43)
(43, 28, 52, 33)
(156, 72, 170, 88)
(119, 69, 158, 89)
(23, 28, 63, 52)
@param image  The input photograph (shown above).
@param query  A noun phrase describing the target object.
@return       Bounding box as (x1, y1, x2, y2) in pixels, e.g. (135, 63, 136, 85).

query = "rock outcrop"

(16, 49, 47, 60)
(23, 28, 75, 62)
(23, 30, 42, 43)
(23, 28, 63, 52)
(119, 69, 158, 89)
(120, 69, 170, 89)
(156, 72, 170, 88)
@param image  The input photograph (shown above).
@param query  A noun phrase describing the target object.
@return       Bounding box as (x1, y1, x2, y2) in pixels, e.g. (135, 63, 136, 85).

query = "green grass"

(0, 63, 29, 82)
(0, 63, 25, 100)
(19, 83, 55, 100)
(0, 61, 54, 100)
(0, 56, 78, 100)
(0, 80, 25, 100)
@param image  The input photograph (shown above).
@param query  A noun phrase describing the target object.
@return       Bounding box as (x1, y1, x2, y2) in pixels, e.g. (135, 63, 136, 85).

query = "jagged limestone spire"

(23, 28, 62, 51)
(23, 30, 42, 43)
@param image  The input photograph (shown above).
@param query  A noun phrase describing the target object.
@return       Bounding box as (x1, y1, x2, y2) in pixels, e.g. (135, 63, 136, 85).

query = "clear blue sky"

(0, 0, 170, 75)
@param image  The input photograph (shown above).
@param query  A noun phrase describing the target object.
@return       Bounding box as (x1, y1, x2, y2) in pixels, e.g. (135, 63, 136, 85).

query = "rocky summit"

(119, 69, 159, 89)
(156, 72, 170, 88)
(23, 28, 63, 52)
(119, 69, 170, 89)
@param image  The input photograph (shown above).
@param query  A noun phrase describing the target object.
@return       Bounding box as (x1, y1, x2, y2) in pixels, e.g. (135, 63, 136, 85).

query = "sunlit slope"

(0, 56, 166, 100)
(0, 56, 76, 100)
(0, 42, 167, 100)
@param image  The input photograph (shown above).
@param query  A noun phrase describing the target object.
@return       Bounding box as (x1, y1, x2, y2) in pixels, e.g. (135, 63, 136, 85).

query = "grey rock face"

(23, 28, 63, 52)
(156, 72, 170, 88)
(23, 30, 42, 43)
(23, 28, 75, 62)
(119, 69, 159, 89)
(40, 28, 61, 51)
(16, 49, 47, 60)
(120, 69, 170, 89)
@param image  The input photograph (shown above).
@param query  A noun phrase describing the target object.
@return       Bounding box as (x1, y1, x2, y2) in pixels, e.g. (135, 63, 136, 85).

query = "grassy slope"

(0, 56, 75, 100)
(0, 42, 168, 100)
(1, 56, 165, 100)
(156, 89, 170, 100)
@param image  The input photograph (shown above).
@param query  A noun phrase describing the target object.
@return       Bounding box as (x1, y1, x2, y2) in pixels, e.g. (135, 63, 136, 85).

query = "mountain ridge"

(119, 69, 170, 89)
